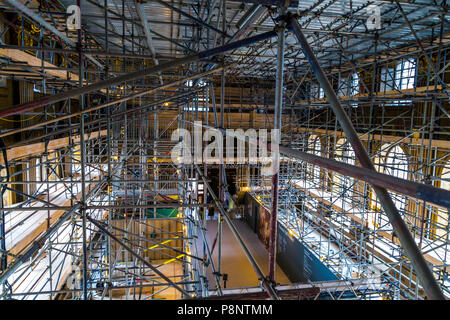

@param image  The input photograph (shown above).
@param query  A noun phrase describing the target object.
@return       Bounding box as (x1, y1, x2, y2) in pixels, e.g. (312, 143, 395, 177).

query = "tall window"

(381, 59, 416, 106)
(340, 141, 356, 196)
(308, 136, 321, 184)
(380, 67, 394, 92)
(369, 144, 391, 230)
(333, 139, 356, 197)
(338, 73, 359, 108)
(338, 77, 347, 97)
(72, 147, 82, 195)
(1, 166, 11, 206)
(310, 83, 324, 99)
(432, 163, 449, 241)
(394, 58, 416, 90)
(350, 72, 359, 96)
(350, 72, 359, 108)
(35, 157, 45, 195)
(384, 146, 409, 214)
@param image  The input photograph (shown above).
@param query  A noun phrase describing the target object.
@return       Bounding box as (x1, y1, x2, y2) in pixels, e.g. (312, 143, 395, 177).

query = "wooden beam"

(0, 49, 79, 81)
(290, 182, 447, 270)
(293, 127, 450, 150)
(0, 129, 107, 164)
(296, 85, 445, 105)
(6, 174, 105, 263)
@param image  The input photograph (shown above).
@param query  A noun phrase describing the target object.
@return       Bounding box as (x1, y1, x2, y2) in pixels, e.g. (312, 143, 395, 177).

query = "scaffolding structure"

(0, 0, 448, 300)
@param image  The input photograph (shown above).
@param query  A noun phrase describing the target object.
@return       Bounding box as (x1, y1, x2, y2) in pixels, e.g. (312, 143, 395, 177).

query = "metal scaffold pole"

(76, 1, 88, 299)
(289, 17, 445, 300)
(268, 20, 286, 283)
(0, 31, 277, 119)
(194, 164, 279, 300)
(0, 0, 448, 301)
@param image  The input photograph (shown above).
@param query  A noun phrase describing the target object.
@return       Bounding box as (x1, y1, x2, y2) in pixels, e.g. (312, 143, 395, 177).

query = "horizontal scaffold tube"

(192, 118, 448, 299)
(0, 64, 231, 139)
(0, 175, 108, 287)
(277, 145, 450, 209)
(86, 216, 190, 298)
(194, 164, 280, 300)
(289, 18, 445, 300)
(0, 31, 277, 119)
(193, 121, 450, 210)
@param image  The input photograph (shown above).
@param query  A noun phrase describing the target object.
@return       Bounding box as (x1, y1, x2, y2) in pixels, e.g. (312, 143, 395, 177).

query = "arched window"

(334, 139, 355, 197)
(369, 144, 392, 231)
(35, 157, 43, 195)
(72, 146, 82, 177)
(432, 161, 450, 241)
(384, 146, 409, 212)
(382, 146, 413, 234)
(307, 135, 321, 184)
(1, 166, 11, 206)
(337, 73, 359, 108)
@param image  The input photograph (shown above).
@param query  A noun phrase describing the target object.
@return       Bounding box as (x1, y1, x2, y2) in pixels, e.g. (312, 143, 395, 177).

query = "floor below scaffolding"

(198, 219, 290, 290)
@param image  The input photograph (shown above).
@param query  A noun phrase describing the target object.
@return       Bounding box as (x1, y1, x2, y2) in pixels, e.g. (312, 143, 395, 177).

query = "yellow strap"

(144, 236, 178, 252)
(163, 254, 185, 265)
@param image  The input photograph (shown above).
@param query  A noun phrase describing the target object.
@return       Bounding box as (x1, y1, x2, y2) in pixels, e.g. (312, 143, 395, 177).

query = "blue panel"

(243, 192, 337, 283)
(277, 224, 338, 283)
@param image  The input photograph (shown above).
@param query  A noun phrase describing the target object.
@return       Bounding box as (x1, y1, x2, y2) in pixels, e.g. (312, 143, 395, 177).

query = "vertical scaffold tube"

(289, 18, 445, 300)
